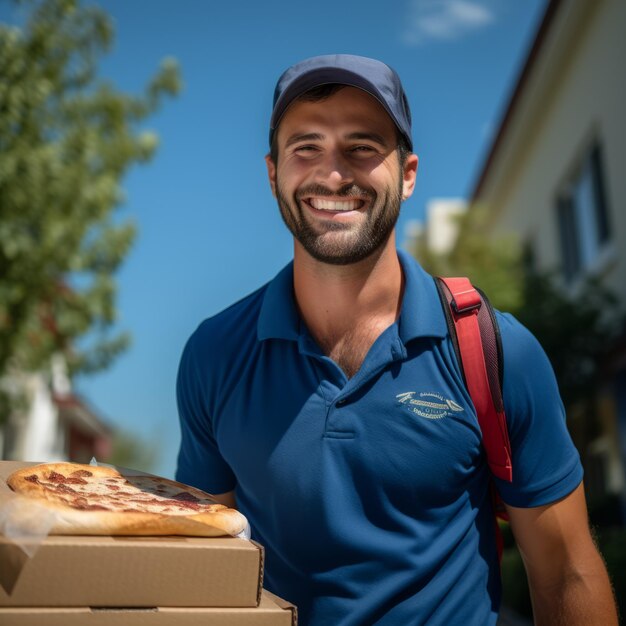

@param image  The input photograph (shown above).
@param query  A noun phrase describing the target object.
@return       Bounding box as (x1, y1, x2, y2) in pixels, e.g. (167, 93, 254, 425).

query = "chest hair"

(315, 321, 390, 379)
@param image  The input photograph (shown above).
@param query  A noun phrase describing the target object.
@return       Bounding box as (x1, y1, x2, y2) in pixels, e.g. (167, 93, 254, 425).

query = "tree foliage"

(104, 430, 160, 474)
(515, 272, 623, 407)
(413, 206, 525, 313)
(412, 206, 624, 407)
(0, 0, 181, 388)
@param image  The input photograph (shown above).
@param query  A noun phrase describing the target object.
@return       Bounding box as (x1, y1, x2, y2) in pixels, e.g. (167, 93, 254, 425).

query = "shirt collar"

(396, 248, 448, 342)
(257, 249, 447, 343)
(257, 261, 300, 341)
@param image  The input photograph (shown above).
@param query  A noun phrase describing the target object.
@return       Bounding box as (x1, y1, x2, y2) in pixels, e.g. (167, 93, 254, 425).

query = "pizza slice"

(6, 462, 247, 537)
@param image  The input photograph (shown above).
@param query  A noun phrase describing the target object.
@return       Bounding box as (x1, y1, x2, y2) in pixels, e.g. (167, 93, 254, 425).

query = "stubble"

(275, 178, 403, 266)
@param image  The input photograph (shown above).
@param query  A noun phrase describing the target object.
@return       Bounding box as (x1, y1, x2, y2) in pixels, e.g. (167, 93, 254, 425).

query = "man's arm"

(211, 490, 237, 509)
(505, 482, 618, 625)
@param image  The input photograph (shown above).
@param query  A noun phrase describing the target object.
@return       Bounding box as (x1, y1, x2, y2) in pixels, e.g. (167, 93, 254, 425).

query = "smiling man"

(176, 55, 617, 625)
(268, 84, 411, 269)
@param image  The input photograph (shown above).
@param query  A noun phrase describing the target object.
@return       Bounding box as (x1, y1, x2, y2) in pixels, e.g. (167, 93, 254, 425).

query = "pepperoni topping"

(136, 497, 195, 509)
(172, 491, 200, 503)
(19, 466, 219, 517)
(47, 471, 66, 482)
(140, 498, 167, 505)
(55, 483, 77, 494)
(70, 469, 93, 478)
(65, 477, 88, 485)
(162, 498, 202, 511)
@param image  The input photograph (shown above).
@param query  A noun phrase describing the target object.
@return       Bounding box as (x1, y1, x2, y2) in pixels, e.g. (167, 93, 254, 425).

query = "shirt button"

(336, 398, 346, 406)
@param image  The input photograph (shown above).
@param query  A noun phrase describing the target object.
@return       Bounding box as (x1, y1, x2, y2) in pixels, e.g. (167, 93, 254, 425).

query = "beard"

(275, 176, 403, 266)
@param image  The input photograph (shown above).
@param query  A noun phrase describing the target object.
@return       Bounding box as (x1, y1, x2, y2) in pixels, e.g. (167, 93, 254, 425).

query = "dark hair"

(269, 84, 412, 166)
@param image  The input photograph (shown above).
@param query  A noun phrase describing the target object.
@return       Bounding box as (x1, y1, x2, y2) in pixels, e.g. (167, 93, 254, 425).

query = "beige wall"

(477, 0, 626, 301)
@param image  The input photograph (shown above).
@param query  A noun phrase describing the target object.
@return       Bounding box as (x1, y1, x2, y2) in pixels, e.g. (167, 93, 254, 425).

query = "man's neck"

(292, 237, 404, 376)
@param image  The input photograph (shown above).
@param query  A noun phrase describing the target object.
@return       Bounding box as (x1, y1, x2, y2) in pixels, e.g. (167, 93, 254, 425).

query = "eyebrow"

(284, 131, 390, 149)
(345, 132, 389, 147)
(284, 133, 324, 148)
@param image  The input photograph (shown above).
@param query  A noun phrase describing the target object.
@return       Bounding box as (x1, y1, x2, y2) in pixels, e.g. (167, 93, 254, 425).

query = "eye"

(292, 144, 321, 159)
(350, 145, 378, 156)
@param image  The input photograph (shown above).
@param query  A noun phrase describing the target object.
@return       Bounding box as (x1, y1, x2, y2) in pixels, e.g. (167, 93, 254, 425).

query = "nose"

(315, 149, 354, 189)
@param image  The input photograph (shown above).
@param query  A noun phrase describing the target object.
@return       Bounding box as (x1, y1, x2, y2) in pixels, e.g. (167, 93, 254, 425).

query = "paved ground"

(496, 606, 533, 625)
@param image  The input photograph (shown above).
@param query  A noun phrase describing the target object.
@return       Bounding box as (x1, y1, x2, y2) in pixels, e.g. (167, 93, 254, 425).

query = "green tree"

(413, 206, 525, 313)
(515, 271, 623, 408)
(0, 0, 181, 416)
(411, 206, 624, 407)
(104, 430, 160, 474)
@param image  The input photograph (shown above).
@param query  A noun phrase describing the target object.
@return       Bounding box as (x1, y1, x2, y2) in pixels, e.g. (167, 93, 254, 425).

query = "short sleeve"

(175, 328, 237, 494)
(493, 313, 583, 507)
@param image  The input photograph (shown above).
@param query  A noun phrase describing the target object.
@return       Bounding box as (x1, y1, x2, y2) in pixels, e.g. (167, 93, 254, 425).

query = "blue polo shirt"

(176, 250, 582, 626)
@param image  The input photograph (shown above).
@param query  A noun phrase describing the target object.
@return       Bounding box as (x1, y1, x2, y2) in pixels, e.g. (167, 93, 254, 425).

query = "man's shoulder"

(492, 309, 562, 412)
(493, 310, 545, 363)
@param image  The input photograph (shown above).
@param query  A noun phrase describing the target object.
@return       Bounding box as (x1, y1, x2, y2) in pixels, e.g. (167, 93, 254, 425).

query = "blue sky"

(5, 0, 548, 477)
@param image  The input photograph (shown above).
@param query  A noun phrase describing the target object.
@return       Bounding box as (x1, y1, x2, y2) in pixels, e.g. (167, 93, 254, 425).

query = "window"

(556, 142, 612, 283)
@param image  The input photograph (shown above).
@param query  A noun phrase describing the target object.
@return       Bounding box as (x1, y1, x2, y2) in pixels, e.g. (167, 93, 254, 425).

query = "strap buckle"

(451, 298, 482, 315)
(438, 277, 483, 315)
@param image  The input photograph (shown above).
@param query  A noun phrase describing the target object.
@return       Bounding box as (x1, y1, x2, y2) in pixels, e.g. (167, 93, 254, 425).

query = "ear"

(401, 153, 419, 201)
(265, 154, 277, 198)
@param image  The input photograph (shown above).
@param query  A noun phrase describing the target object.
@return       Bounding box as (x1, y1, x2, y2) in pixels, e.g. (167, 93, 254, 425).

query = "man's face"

(266, 87, 417, 265)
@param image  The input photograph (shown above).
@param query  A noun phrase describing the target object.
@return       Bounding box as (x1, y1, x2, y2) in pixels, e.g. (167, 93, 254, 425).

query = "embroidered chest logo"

(396, 391, 464, 420)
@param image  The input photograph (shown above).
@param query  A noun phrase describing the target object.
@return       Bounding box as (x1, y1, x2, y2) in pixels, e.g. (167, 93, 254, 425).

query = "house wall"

(473, 0, 626, 513)
(477, 0, 625, 300)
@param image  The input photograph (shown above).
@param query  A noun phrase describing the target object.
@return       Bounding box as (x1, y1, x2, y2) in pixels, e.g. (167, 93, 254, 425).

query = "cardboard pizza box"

(0, 590, 297, 625)
(0, 461, 264, 608)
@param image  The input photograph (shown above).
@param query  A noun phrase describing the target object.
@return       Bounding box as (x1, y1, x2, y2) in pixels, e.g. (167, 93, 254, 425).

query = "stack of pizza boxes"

(0, 461, 297, 625)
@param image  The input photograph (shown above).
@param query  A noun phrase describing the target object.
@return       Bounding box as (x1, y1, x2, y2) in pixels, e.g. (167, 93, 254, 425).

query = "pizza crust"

(7, 462, 247, 537)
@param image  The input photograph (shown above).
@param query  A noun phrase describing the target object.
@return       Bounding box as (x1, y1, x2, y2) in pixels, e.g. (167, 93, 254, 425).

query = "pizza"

(6, 462, 247, 537)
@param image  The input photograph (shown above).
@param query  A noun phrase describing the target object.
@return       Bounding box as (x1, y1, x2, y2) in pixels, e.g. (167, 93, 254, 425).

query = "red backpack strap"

(435, 277, 513, 483)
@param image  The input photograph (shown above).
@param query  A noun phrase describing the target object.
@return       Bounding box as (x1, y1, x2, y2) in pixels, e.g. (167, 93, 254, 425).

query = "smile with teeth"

(307, 198, 365, 212)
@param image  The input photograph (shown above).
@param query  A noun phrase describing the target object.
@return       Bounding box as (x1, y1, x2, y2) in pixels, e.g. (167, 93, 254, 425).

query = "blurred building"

(403, 200, 467, 264)
(470, 0, 625, 511)
(0, 354, 112, 464)
(425, 199, 467, 256)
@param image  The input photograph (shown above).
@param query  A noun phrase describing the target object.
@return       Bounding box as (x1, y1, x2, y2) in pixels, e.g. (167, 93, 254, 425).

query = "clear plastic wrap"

(0, 496, 57, 558)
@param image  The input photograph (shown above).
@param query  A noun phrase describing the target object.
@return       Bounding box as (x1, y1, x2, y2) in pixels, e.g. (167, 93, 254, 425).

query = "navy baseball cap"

(269, 54, 413, 151)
